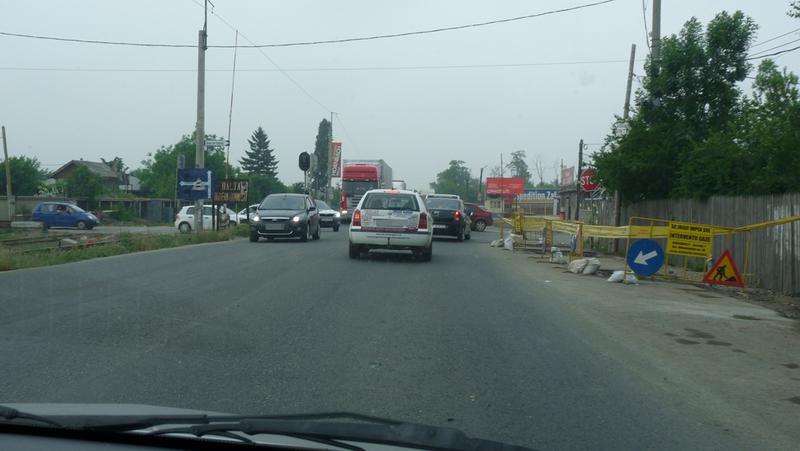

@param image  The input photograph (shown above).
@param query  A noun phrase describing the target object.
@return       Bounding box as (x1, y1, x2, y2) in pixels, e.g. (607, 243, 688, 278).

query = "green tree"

(593, 11, 757, 201)
(505, 150, 532, 187)
(429, 160, 479, 201)
(0, 156, 46, 195)
(65, 166, 103, 208)
(134, 134, 227, 198)
(239, 127, 278, 177)
(310, 119, 331, 192)
(101, 157, 128, 175)
(247, 174, 287, 204)
(289, 182, 306, 194)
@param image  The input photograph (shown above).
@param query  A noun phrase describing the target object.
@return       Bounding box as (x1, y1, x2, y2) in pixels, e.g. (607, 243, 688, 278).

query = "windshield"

(426, 198, 460, 210)
(361, 193, 419, 211)
(5, 2, 800, 451)
(342, 181, 376, 196)
(260, 195, 305, 211)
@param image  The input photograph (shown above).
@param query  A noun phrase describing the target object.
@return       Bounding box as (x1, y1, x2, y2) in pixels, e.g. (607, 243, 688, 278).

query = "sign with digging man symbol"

(703, 249, 744, 288)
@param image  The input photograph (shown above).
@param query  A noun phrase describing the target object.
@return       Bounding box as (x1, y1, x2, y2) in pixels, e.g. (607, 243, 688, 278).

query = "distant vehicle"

(464, 203, 494, 232)
(340, 159, 393, 222)
(425, 195, 471, 241)
(236, 204, 259, 224)
(315, 199, 341, 231)
(32, 202, 99, 230)
(348, 189, 433, 261)
(250, 193, 321, 242)
(391, 179, 407, 190)
(174, 205, 229, 233)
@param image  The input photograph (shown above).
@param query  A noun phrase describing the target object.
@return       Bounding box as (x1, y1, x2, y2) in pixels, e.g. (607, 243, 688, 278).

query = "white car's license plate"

(263, 223, 284, 231)
(434, 224, 447, 229)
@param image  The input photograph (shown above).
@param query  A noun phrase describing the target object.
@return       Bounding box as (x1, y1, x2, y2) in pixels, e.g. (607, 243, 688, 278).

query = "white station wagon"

(347, 189, 433, 261)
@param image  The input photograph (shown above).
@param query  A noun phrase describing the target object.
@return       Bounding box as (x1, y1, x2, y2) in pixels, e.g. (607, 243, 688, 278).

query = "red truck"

(339, 159, 393, 222)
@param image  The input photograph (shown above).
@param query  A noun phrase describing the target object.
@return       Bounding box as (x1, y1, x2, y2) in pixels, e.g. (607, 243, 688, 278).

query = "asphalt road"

(0, 227, 769, 450)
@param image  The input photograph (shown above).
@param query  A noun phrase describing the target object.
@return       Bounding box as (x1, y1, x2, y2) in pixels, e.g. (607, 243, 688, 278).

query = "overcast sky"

(2, 0, 799, 190)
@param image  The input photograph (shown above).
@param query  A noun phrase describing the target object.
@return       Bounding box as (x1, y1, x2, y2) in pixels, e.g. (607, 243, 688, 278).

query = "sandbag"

(568, 258, 589, 274)
(582, 258, 601, 275)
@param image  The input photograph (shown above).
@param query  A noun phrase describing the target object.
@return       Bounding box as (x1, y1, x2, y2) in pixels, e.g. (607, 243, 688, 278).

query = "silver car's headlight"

(292, 216, 301, 223)
(334, 212, 341, 218)
(251, 215, 261, 222)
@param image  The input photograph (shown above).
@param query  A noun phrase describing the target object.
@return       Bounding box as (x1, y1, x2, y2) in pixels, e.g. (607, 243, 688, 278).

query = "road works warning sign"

(703, 249, 744, 288)
(666, 221, 712, 258)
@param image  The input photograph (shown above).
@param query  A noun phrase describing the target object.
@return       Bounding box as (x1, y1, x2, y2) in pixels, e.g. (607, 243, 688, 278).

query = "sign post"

(299, 152, 311, 194)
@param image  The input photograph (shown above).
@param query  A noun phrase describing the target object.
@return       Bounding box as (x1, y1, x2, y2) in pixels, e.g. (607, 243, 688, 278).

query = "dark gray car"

(249, 193, 321, 242)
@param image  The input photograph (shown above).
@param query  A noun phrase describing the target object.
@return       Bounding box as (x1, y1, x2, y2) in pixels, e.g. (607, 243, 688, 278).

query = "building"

(49, 160, 125, 192)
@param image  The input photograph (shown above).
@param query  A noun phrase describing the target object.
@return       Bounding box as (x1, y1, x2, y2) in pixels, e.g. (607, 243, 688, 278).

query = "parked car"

(348, 189, 433, 261)
(315, 199, 341, 231)
(32, 202, 99, 230)
(236, 204, 259, 224)
(464, 203, 494, 232)
(174, 205, 229, 233)
(425, 195, 471, 241)
(249, 193, 321, 242)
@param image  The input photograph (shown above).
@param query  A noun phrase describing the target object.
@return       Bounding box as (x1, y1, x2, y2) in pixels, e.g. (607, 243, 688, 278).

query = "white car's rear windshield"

(362, 193, 419, 211)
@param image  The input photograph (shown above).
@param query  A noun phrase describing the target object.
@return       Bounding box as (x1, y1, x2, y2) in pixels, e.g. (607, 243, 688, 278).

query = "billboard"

(560, 166, 575, 187)
(485, 177, 525, 195)
(330, 142, 342, 177)
(214, 179, 249, 202)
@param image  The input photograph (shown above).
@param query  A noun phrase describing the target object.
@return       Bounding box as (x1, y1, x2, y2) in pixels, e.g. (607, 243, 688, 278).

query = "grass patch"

(0, 225, 249, 271)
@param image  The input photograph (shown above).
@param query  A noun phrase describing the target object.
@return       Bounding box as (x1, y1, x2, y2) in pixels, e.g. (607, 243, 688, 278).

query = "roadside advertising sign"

(214, 179, 249, 202)
(486, 177, 525, 195)
(330, 142, 342, 177)
(561, 167, 575, 187)
(666, 221, 712, 258)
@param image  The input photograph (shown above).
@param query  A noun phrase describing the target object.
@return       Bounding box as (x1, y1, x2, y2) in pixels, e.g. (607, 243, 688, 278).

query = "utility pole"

(2, 126, 13, 221)
(612, 43, 637, 252)
(478, 166, 485, 203)
(651, 0, 661, 71)
(576, 139, 584, 221)
(194, 0, 208, 232)
(500, 153, 504, 215)
(327, 112, 334, 204)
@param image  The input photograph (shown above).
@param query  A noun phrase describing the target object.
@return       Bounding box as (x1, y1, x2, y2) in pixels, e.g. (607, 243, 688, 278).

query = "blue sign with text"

(176, 168, 214, 200)
(626, 239, 665, 276)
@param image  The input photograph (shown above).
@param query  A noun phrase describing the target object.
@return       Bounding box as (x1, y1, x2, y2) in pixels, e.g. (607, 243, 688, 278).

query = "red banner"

(485, 177, 525, 195)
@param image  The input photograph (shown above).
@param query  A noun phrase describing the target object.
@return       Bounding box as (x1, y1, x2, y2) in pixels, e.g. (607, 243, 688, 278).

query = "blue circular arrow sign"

(626, 239, 665, 276)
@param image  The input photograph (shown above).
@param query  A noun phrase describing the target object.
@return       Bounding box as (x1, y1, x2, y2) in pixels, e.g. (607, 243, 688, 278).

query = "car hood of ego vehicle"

(0, 403, 537, 450)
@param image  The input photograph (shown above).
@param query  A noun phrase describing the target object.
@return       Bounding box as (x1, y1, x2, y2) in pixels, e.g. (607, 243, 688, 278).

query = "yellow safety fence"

(502, 213, 800, 287)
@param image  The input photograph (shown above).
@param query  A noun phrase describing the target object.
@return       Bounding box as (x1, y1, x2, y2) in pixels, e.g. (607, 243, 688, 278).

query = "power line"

(748, 37, 800, 58)
(189, 0, 330, 112)
(0, 59, 639, 73)
(0, 0, 615, 49)
(746, 44, 800, 61)
(332, 113, 360, 154)
(751, 27, 800, 48)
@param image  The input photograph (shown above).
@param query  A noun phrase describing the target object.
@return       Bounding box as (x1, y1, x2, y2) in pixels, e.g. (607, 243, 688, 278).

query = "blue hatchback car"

(32, 202, 99, 230)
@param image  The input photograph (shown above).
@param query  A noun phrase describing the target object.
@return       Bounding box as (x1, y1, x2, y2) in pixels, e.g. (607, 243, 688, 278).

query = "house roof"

(50, 160, 121, 180)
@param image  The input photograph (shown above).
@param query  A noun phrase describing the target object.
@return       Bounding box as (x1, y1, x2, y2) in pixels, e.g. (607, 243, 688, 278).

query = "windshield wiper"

(0, 405, 63, 428)
(80, 412, 533, 450)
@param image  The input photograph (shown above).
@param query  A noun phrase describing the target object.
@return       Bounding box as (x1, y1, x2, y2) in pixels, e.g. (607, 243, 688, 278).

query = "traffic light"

(298, 152, 311, 171)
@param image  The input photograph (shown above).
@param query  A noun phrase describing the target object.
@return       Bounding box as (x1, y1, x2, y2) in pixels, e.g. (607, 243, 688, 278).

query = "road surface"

(0, 227, 795, 450)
